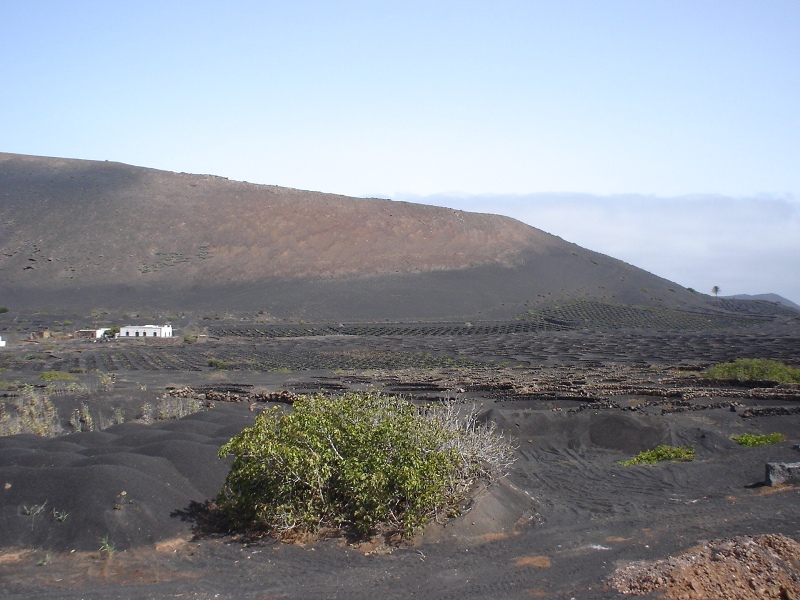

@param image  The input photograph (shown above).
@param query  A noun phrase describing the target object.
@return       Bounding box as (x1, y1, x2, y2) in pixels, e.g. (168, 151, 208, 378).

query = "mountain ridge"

(0, 152, 723, 321)
(724, 293, 800, 311)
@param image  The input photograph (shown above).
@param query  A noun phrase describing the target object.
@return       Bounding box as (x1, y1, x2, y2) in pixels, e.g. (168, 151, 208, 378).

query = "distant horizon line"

(2, 150, 797, 202)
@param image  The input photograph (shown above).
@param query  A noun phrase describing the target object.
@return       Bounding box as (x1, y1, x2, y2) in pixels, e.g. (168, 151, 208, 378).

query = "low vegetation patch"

(138, 395, 205, 424)
(208, 359, 236, 370)
(39, 371, 78, 382)
(619, 445, 695, 466)
(732, 432, 786, 447)
(704, 358, 800, 384)
(216, 390, 515, 539)
(0, 385, 62, 437)
(68, 403, 95, 432)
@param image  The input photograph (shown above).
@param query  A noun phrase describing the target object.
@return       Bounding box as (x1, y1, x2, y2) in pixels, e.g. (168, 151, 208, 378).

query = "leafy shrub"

(39, 371, 78, 382)
(704, 359, 800, 384)
(216, 390, 515, 538)
(732, 432, 786, 447)
(0, 306, 8, 313)
(619, 445, 694, 466)
(208, 359, 236, 370)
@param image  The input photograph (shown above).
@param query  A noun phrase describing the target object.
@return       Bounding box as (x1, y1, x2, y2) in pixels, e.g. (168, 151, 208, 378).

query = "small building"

(0, 335, 5, 348)
(75, 328, 109, 339)
(117, 324, 173, 338)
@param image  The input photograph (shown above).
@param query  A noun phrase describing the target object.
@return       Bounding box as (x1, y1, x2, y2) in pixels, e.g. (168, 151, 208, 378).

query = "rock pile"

(166, 386, 297, 404)
(609, 534, 800, 599)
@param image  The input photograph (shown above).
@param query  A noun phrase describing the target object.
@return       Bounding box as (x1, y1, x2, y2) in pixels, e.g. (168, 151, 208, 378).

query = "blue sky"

(3, 2, 799, 303)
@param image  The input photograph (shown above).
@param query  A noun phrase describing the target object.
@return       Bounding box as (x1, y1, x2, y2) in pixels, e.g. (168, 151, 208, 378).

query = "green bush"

(732, 432, 786, 447)
(208, 359, 236, 370)
(0, 306, 8, 313)
(619, 445, 694, 466)
(704, 359, 800, 384)
(39, 371, 78, 382)
(216, 390, 515, 538)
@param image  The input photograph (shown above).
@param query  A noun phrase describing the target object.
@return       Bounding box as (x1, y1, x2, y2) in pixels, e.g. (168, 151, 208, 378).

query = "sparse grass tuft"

(99, 536, 116, 558)
(732, 432, 786, 447)
(68, 403, 95, 432)
(139, 395, 205, 424)
(97, 372, 116, 391)
(619, 445, 695, 466)
(36, 553, 53, 566)
(208, 358, 236, 370)
(22, 502, 46, 516)
(53, 509, 69, 522)
(39, 371, 78, 382)
(0, 386, 62, 437)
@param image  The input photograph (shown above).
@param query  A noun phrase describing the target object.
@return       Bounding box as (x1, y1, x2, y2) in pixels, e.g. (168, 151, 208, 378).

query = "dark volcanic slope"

(1, 152, 707, 320)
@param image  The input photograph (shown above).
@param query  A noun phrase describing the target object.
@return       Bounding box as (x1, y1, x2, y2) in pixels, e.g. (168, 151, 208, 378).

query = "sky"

(2, 2, 799, 303)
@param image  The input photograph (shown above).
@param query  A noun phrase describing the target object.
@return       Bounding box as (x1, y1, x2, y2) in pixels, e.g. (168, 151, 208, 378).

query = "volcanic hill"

(2, 152, 713, 321)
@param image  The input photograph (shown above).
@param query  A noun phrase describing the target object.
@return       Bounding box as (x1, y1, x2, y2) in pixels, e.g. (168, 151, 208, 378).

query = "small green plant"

(39, 371, 78, 382)
(36, 553, 53, 566)
(53, 509, 69, 522)
(111, 406, 126, 426)
(216, 390, 515, 539)
(97, 372, 116, 391)
(208, 358, 236, 370)
(69, 403, 95, 432)
(0, 306, 8, 313)
(704, 359, 800, 384)
(619, 445, 695, 466)
(99, 535, 116, 558)
(732, 432, 787, 447)
(22, 503, 46, 516)
(138, 403, 153, 424)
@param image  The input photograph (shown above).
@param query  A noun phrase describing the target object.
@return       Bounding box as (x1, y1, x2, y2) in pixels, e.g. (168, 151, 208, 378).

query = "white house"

(117, 324, 173, 338)
(75, 328, 110, 339)
(0, 335, 5, 348)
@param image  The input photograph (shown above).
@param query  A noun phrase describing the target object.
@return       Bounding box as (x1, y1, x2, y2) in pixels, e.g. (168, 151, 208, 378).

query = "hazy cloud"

(396, 193, 800, 306)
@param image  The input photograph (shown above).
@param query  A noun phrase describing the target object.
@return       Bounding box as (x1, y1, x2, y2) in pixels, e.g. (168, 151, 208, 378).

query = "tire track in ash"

(514, 445, 694, 522)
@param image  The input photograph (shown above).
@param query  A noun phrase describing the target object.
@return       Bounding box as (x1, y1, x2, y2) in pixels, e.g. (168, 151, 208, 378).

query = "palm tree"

(712, 285, 720, 297)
